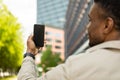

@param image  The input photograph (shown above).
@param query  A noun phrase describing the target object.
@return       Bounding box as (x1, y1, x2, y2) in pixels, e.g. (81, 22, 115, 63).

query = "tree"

(0, 2, 24, 73)
(38, 47, 63, 73)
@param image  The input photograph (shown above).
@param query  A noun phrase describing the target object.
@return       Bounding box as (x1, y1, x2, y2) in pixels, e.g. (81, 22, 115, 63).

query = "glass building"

(37, 0, 69, 28)
(65, 0, 93, 58)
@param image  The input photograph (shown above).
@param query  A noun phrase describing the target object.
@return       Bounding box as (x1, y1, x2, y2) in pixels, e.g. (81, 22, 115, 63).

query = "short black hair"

(94, 0, 120, 29)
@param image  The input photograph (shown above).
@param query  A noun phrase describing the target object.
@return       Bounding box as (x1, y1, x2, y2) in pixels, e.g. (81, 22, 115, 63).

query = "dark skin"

(88, 3, 120, 47)
(26, 35, 39, 55)
(27, 3, 120, 55)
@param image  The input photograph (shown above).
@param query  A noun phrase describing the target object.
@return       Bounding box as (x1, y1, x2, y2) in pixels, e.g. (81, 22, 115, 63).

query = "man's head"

(88, 0, 120, 47)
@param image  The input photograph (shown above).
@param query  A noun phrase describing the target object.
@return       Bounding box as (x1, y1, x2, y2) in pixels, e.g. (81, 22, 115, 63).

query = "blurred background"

(0, 0, 93, 79)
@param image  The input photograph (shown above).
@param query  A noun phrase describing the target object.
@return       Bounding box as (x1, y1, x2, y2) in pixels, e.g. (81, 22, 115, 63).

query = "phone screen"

(33, 24, 45, 47)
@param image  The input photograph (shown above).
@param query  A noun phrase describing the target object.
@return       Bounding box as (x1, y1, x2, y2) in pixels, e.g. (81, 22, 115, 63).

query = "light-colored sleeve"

(17, 56, 71, 80)
(17, 56, 39, 80)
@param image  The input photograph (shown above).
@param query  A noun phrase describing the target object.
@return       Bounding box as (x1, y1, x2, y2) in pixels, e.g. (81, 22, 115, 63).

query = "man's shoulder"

(65, 41, 120, 65)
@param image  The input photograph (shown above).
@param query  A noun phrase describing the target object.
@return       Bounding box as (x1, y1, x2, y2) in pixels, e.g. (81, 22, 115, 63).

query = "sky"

(3, 0, 37, 46)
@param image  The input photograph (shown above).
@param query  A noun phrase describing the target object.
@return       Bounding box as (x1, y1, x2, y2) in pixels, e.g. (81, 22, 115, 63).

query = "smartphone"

(33, 24, 45, 48)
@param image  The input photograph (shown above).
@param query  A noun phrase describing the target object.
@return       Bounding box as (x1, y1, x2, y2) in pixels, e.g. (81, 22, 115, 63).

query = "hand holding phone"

(33, 24, 45, 48)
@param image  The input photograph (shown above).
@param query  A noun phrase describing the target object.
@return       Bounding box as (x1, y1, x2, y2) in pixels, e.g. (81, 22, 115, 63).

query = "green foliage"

(38, 47, 63, 73)
(0, 76, 17, 80)
(0, 2, 24, 72)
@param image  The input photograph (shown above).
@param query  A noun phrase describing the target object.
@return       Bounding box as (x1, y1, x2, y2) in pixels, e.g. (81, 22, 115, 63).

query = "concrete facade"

(65, 0, 93, 58)
(37, 0, 69, 29)
(44, 26, 65, 60)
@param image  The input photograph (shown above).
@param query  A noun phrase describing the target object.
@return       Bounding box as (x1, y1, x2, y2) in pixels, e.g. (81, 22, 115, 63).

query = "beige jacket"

(18, 41, 120, 80)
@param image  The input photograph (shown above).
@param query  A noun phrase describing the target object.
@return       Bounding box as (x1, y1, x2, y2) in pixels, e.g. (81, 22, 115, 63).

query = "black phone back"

(33, 24, 45, 47)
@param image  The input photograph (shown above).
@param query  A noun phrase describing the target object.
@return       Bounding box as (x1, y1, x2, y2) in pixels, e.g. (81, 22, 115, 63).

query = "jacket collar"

(86, 40, 120, 53)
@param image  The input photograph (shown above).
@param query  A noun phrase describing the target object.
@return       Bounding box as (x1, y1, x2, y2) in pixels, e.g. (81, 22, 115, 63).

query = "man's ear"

(103, 17, 114, 34)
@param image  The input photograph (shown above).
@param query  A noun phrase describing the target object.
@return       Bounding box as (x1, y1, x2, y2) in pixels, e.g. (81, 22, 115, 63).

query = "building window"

(55, 52, 61, 54)
(45, 31, 53, 35)
(46, 38, 52, 42)
(55, 33, 62, 37)
(55, 46, 61, 49)
(55, 40, 62, 43)
(46, 44, 52, 48)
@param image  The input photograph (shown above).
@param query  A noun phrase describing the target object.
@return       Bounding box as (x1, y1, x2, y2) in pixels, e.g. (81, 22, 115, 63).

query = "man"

(18, 0, 120, 79)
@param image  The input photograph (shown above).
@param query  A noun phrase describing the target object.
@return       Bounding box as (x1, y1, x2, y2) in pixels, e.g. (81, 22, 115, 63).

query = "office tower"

(37, 0, 69, 29)
(65, 0, 93, 58)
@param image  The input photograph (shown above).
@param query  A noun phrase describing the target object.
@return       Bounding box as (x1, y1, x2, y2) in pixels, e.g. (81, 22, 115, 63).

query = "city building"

(37, 0, 69, 29)
(64, 0, 93, 58)
(44, 26, 65, 60)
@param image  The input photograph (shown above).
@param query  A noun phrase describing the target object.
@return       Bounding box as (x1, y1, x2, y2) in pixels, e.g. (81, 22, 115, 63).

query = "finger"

(44, 41, 47, 44)
(44, 39, 47, 41)
(28, 34, 33, 41)
(40, 47, 43, 51)
(41, 47, 43, 50)
(38, 48, 42, 53)
(44, 39, 47, 44)
(38, 47, 42, 50)
(35, 48, 39, 55)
